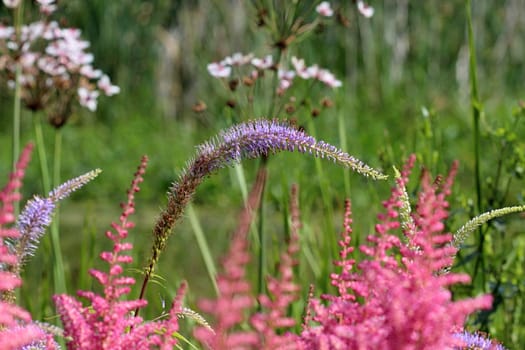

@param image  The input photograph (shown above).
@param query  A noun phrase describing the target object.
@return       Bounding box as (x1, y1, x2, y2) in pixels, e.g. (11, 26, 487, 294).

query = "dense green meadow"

(1, 1, 525, 348)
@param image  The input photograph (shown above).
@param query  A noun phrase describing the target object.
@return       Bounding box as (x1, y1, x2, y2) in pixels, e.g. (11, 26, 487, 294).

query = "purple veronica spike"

(16, 196, 55, 263)
(11, 169, 101, 272)
(198, 120, 385, 179)
(453, 331, 506, 350)
(149, 119, 385, 270)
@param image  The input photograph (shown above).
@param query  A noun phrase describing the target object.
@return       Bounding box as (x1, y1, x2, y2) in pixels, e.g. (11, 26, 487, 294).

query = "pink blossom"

(54, 156, 184, 349)
(207, 62, 232, 78)
(0, 25, 14, 39)
(357, 1, 374, 18)
(291, 56, 310, 79)
(316, 2, 334, 17)
(36, 0, 57, 15)
(317, 68, 342, 88)
(277, 69, 295, 93)
(0, 144, 50, 349)
(2, 0, 20, 8)
(78, 87, 99, 111)
(289, 57, 342, 88)
(251, 55, 274, 69)
(37, 56, 66, 76)
(250, 185, 302, 349)
(80, 64, 102, 79)
(298, 156, 493, 349)
(222, 52, 254, 66)
(194, 169, 268, 349)
(98, 74, 121, 96)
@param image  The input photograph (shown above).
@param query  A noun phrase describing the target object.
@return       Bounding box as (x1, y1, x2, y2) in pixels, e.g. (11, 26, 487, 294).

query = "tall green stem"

(307, 118, 336, 291)
(256, 159, 268, 299)
(34, 115, 67, 294)
(267, 48, 283, 118)
(337, 103, 351, 198)
(51, 128, 67, 294)
(466, 0, 485, 287)
(11, 2, 24, 215)
(466, 0, 482, 215)
(33, 114, 51, 193)
(187, 203, 219, 295)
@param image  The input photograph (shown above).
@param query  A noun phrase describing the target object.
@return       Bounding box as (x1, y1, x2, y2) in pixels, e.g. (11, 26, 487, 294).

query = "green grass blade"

(187, 203, 219, 295)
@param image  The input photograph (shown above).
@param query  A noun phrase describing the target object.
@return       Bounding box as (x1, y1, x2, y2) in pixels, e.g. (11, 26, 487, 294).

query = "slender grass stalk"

(12, 69, 22, 174)
(187, 203, 219, 295)
(337, 105, 351, 198)
(306, 118, 336, 245)
(33, 114, 51, 193)
(256, 43, 284, 296)
(466, 0, 482, 215)
(33, 114, 67, 294)
(233, 163, 248, 202)
(50, 128, 66, 294)
(256, 160, 267, 299)
(466, 0, 485, 287)
(11, 2, 24, 215)
(305, 118, 339, 292)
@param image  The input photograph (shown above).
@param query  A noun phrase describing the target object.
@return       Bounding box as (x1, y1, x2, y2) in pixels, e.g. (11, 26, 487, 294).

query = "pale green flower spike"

(453, 205, 525, 249)
(442, 205, 525, 275)
(393, 166, 420, 252)
(49, 169, 102, 202)
(393, 166, 414, 234)
(178, 307, 214, 333)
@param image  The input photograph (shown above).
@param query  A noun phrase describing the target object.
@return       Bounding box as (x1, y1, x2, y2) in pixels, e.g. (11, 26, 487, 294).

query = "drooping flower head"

(147, 119, 385, 290)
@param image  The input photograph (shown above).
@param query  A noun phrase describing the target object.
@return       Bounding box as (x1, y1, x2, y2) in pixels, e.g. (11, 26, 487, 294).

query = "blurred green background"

(1, 1, 525, 347)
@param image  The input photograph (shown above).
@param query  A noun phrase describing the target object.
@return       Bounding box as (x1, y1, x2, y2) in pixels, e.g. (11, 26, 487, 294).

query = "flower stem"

(466, 0, 485, 289)
(466, 0, 482, 216)
(33, 114, 51, 193)
(256, 159, 268, 300)
(11, 2, 24, 215)
(337, 101, 352, 198)
(51, 128, 66, 294)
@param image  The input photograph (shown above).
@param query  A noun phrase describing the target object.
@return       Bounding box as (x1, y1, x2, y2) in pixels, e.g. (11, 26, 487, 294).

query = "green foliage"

(1, 0, 525, 348)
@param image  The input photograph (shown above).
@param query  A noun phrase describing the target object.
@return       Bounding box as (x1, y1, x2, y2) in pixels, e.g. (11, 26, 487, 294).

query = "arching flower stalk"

(139, 119, 386, 307)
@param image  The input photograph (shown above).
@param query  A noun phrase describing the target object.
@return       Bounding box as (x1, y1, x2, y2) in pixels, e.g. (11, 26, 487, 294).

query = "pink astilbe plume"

(250, 184, 302, 349)
(299, 156, 493, 350)
(0, 144, 50, 349)
(194, 170, 268, 349)
(54, 156, 185, 349)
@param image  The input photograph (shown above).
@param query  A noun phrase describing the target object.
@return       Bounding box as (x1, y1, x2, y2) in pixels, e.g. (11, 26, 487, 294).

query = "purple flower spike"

(11, 169, 101, 272)
(453, 331, 506, 350)
(199, 119, 386, 179)
(149, 119, 385, 275)
(15, 196, 55, 263)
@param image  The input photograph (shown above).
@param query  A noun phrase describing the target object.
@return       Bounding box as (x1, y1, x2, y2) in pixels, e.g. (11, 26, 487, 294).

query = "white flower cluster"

(207, 52, 342, 94)
(1, 0, 119, 113)
(315, 1, 374, 19)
